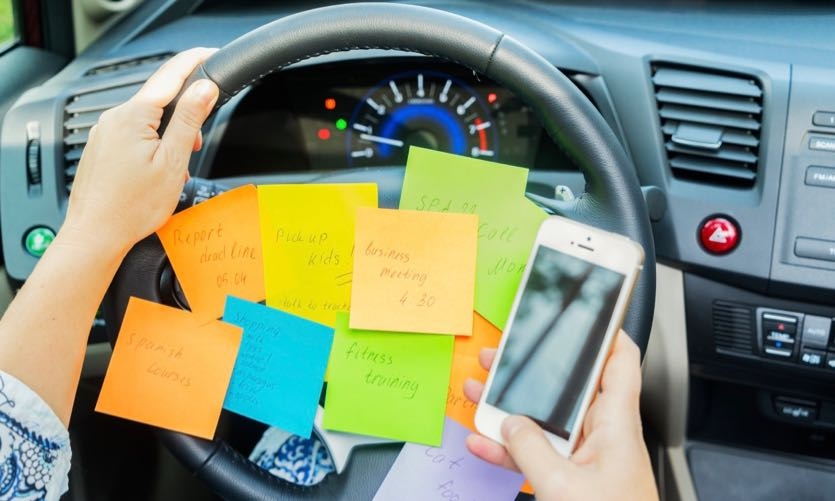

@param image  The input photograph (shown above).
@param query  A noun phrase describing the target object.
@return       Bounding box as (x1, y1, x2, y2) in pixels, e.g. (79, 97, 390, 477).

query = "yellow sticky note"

(446, 312, 502, 430)
(258, 184, 378, 327)
(350, 207, 477, 335)
(157, 185, 265, 320)
(95, 297, 242, 439)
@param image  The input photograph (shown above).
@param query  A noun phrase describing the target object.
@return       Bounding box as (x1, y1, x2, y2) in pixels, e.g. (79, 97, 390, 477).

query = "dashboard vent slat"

(713, 301, 754, 355)
(669, 157, 757, 181)
(662, 122, 759, 148)
(666, 142, 759, 165)
(653, 67, 762, 98)
(64, 84, 142, 115)
(653, 63, 763, 188)
(84, 52, 173, 77)
(655, 88, 762, 115)
(659, 104, 760, 131)
(63, 82, 144, 195)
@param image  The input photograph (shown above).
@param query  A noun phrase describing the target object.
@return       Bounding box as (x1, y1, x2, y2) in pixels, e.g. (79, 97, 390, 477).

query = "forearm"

(0, 225, 129, 425)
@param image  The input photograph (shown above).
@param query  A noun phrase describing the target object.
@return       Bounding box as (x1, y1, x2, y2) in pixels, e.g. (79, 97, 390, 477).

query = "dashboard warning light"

(487, 92, 498, 104)
(324, 98, 337, 110)
(317, 128, 331, 140)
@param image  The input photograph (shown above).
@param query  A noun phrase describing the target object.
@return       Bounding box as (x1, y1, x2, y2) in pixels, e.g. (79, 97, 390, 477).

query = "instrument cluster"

(209, 59, 576, 177)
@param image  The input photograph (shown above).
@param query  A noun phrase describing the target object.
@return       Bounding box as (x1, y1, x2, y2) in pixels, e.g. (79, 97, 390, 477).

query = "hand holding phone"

(474, 216, 644, 457)
(465, 332, 659, 501)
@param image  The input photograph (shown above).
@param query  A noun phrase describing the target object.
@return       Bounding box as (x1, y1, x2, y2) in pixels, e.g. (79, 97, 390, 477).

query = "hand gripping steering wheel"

(103, 3, 656, 499)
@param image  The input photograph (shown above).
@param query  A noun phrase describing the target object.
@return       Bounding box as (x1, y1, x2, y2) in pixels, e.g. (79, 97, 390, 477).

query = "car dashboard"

(2, 0, 835, 499)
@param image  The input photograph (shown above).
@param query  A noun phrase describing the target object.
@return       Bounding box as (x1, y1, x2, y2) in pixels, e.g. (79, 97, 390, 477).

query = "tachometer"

(346, 70, 497, 167)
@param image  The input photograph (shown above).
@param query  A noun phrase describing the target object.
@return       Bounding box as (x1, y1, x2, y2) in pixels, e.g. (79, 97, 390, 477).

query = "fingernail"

(193, 80, 218, 106)
(501, 415, 526, 440)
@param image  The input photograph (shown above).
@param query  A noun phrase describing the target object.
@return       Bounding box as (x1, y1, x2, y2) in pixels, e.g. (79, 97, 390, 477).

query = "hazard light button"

(699, 216, 740, 254)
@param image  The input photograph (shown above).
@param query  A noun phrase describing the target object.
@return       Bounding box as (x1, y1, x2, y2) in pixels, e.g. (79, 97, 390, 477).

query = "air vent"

(63, 83, 143, 193)
(652, 64, 763, 187)
(713, 300, 754, 355)
(84, 53, 173, 77)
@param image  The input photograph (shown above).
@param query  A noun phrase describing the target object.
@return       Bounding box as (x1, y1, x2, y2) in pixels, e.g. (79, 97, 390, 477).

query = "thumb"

(502, 415, 574, 493)
(157, 79, 218, 170)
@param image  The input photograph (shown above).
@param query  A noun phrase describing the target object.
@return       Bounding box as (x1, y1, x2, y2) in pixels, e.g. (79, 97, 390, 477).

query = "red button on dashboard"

(699, 216, 740, 254)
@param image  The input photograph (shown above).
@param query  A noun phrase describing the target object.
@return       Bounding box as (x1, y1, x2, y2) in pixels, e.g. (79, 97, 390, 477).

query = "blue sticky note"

(223, 296, 334, 437)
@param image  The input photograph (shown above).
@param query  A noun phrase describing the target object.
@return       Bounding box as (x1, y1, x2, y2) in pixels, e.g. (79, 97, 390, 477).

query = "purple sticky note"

(373, 418, 525, 501)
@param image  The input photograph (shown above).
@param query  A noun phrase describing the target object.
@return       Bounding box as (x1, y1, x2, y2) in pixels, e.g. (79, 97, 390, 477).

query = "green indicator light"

(335, 118, 347, 130)
(24, 226, 55, 257)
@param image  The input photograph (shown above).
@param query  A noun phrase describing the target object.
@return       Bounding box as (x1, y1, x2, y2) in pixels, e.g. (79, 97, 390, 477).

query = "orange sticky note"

(157, 185, 265, 320)
(95, 297, 243, 439)
(446, 312, 502, 429)
(350, 207, 477, 335)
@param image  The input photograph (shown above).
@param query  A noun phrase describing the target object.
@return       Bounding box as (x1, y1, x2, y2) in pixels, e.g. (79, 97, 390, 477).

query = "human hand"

(63, 47, 220, 253)
(464, 331, 658, 501)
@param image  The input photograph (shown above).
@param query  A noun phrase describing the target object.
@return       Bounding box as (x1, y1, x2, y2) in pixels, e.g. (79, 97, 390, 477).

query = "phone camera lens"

(587, 236, 592, 241)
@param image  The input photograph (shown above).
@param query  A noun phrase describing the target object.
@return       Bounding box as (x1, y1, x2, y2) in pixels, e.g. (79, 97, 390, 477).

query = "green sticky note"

(400, 147, 548, 329)
(322, 312, 454, 446)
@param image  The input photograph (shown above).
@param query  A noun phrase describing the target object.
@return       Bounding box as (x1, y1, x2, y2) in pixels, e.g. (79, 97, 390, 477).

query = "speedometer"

(346, 70, 497, 167)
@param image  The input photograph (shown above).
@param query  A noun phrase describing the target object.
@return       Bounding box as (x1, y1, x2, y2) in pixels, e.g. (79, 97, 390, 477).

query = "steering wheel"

(103, 3, 656, 500)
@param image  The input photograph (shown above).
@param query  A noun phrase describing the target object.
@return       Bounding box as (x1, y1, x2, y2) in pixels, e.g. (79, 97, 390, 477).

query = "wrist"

(53, 220, 132, 263)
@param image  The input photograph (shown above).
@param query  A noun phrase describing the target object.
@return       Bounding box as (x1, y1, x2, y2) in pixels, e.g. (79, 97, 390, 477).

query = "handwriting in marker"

(350, 207, 477, 336)
(95, 297, 242, 440)
(258, 183, 377, 327)
(446, 312, 502, 430)
(373, 418, 524, 500)
(222, 296, 333, 438)
(399, 147, 547, 329)
(322, 312, 454, 445)
(157, 185, 265, 320)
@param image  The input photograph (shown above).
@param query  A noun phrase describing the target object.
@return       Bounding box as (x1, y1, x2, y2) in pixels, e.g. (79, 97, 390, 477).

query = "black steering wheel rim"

(104, 3, 656, 500)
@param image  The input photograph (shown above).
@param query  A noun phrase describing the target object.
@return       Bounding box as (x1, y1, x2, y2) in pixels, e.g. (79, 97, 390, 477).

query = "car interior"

(1, 0, 834, 499)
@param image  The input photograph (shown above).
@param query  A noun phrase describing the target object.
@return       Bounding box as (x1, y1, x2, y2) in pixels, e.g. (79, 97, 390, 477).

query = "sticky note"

(322, 312, 454, 446)
(446, 312, 502, 430)
(258, 183, 377, 327)
(350, 207, 477, 335)
(222, 296, 333, 438)
(400, 147, 548, 329)
(96, 297, 242, 439)
(157, 185, 264, 320)
(373, 417, 525, 501)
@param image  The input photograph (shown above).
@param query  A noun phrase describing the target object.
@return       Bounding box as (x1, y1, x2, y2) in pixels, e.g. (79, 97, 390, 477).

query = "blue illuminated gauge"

(346, 70, 497, 167)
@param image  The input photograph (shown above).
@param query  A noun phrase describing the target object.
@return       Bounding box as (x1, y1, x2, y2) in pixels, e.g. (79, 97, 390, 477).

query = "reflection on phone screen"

(485, 245, 625, 439)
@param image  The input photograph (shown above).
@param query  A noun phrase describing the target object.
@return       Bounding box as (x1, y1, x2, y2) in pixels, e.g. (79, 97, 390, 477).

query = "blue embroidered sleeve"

(0, 371, 70, 501)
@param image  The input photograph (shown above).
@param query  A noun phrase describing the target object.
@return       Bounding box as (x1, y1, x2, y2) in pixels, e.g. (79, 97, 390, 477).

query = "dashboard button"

(762, 312, 798, 331)
(774, 397, 818, 423)
(23, 226, 55, 258)
(801, 315, 832, 349)
(800, 349, 825, 367)
(761, 312, 799, 359)
(764, 346, 793, 358)
(794, 237, 835, 262)
(809, 135, 835, 152)
(699, 216, 740, 255)
(805, 165, 835, 189)
(813, 111, 835, 128)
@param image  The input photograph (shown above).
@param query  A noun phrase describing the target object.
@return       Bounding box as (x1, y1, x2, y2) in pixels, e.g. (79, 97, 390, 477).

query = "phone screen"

(485, 244, 625, 439)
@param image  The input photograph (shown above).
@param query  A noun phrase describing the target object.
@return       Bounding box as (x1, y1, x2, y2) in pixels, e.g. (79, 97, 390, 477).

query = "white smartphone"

(474, 215, 644, 457)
